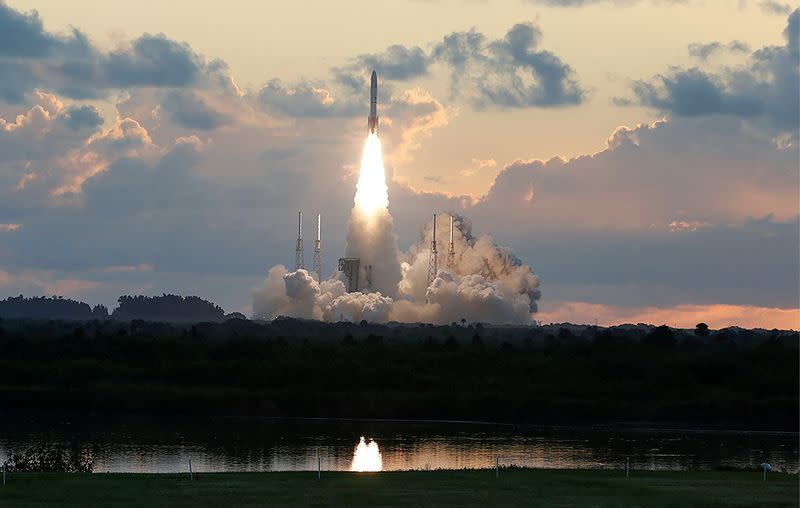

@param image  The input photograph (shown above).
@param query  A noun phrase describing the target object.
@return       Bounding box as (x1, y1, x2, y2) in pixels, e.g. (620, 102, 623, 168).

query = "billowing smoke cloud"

(252, 131, 540, 325)
(397, 214, 541, 323)
(252, 213, 541, 325)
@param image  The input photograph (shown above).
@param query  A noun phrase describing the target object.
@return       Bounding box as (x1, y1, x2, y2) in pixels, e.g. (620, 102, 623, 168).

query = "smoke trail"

(344, 134, 402, 297)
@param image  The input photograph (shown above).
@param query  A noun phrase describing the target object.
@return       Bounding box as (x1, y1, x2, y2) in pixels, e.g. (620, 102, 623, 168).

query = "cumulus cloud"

(0, 4, 82, 58)
(431, 22, 584, 108)
(474, 117, 798, 231)
(356, 45, 431, 80)
(334, 21, 584, 110)
(383, 88, 450, 164)
(621, 9, 799, 133)
(0, 4, 233, 103)
(161, 91, 232, 130)
(256, 79, 359, 117)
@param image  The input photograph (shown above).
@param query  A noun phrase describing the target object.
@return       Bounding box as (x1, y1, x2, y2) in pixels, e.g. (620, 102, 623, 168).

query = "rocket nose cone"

(371, 70, 377, 83)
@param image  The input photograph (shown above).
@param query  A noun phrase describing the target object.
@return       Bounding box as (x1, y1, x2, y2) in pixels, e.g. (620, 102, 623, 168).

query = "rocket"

(368, 70, 378, 135)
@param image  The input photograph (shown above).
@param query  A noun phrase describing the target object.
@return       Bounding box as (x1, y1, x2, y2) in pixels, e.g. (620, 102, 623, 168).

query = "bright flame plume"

(351, 436, 383, 472)
(354, 134, 388, 216)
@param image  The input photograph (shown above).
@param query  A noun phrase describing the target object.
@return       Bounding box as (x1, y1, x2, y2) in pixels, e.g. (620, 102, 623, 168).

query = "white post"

(188, 457, 193, 481)
(763, 467, 766, 482)
(2, 462, 6, 486)
(626, 458, 629, 478)
(318, 457, 321, 480)
(495, 457, 499, 478)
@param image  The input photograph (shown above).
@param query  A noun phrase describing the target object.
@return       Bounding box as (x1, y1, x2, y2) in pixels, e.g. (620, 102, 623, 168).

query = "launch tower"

(447, 214, 456, 270)
(426, 214, 438, 298)
(313, 213, 322, 280)
(295, 211, 304, 271)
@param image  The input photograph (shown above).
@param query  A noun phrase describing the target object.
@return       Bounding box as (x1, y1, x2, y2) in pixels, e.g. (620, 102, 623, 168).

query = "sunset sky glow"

(0, 0, 797, 328)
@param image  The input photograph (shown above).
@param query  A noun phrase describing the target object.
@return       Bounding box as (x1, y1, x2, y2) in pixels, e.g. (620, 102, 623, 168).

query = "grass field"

(0, 469, 796, 507)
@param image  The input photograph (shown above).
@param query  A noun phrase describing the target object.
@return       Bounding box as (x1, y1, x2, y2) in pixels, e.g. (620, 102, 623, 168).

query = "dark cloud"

(688, 40, 750, 60)
(356, 45, 430, 80)
(331, 21, 583, 110)
(104, 34, 201, 88)
(61, 105, 103, 130)
(161, 91, 231, 130)
(0, 4, 229, 104)
(629, 68, 763, 117)
(0, 4, 56, 57)
(0, 61, 37, 103)
(622, 9, 799, 132)
(430, 22, 584, 108)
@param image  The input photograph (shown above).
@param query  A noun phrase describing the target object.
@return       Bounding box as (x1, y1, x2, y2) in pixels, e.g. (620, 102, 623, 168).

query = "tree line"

(0, 317, 795, 430)
(0, 294, 238, 322)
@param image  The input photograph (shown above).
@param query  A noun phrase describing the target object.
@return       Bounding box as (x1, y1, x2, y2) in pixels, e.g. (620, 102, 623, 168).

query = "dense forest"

(0, 296, 108, 320)
(112, 295, 227, 322)
(0, 318, 796, 430)
(0, 295, 238, 322)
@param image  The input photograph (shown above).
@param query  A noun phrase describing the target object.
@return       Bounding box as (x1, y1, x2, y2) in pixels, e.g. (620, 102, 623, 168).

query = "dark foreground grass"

(0, 469, 796, 507)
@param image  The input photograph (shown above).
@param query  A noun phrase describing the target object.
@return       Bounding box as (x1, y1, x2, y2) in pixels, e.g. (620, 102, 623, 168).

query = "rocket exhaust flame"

(354, 134, 388, 216)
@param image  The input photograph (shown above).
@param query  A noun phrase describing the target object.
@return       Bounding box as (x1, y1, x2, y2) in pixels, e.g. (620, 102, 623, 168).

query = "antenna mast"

(295, 211, 304, 271)
(426, 214, 438, 298)
(313, 213, 322, 280)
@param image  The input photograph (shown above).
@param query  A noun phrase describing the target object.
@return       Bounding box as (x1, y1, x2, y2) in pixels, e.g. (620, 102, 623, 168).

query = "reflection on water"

(351, 436, 382, 472)
(0, 415, 796, 473)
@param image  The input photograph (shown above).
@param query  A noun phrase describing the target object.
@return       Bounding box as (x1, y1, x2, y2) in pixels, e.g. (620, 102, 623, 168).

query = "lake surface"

(0, 415, 796, 473)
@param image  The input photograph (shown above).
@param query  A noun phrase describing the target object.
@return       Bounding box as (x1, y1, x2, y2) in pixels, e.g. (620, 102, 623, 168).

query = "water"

(0, 415, 796, 473)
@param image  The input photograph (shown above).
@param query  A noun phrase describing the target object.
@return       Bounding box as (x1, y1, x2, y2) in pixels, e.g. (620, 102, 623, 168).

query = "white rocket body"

(368, 70, 378, 134)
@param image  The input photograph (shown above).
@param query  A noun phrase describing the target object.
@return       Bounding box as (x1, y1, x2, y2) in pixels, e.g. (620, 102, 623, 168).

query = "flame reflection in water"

(350, 436, 383, 472)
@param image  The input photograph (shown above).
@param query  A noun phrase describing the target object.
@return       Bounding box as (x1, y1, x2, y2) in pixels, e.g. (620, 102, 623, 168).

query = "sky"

(0, 0, 798, 328)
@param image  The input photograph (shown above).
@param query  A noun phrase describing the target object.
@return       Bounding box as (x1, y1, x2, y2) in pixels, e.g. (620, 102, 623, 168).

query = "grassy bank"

(0, 470, 796, 507)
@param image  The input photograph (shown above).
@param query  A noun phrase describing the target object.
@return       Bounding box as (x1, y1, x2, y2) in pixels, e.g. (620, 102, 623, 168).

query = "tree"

(644, 325, 676, 348)
(694, 322, 710, 337)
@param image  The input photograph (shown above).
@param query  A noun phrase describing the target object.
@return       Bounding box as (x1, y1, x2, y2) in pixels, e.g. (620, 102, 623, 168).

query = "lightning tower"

(426, 214, 438, 297)
(295, 211, 304, 271)
(313, 213, 322, 279)
(447, 214, 456, 270)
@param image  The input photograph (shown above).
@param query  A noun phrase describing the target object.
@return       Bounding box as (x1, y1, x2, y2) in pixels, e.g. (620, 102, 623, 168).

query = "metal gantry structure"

(338, 257, 360, 292)
(426, 214, 438, 298)
(313, 213, 322, 280)
(447, 214, 456, 270)
(295, 211, 304, 271)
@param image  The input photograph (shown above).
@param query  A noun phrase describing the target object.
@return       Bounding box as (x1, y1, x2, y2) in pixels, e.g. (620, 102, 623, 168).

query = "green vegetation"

(0, 318, 796, 428)
(0, 470, 796, 507)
